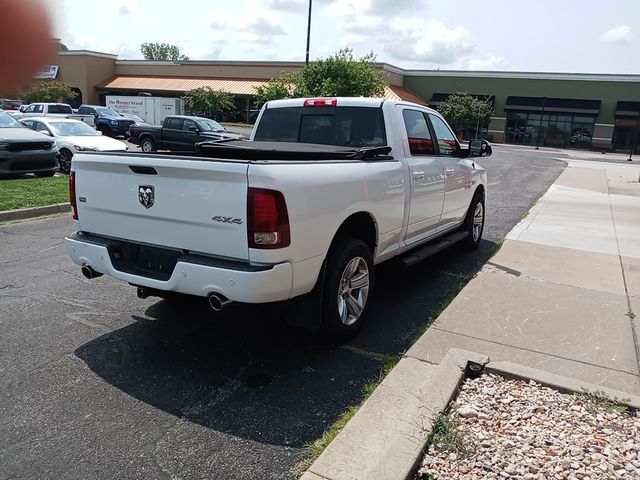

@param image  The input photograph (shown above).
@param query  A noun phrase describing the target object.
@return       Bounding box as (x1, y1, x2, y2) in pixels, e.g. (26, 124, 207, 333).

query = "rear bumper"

(65, 233, 293, 303)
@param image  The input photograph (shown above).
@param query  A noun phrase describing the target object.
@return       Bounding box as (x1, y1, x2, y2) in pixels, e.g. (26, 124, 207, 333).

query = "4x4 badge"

(212, 216, 243, 225)
(138, 185, 155, 209)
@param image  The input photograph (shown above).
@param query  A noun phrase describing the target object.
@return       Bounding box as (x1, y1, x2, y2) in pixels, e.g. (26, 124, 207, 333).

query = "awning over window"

(385, 85, 428, 105)
(505, 96, 601, 114)
(96, 75, 428, 104)
(429, 93, 495, 108)
(97, 75, 267, 96)
(616, 101, 640, 117)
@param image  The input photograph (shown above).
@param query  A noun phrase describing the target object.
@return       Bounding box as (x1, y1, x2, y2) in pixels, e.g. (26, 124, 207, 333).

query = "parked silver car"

(0, 111, 59, 177)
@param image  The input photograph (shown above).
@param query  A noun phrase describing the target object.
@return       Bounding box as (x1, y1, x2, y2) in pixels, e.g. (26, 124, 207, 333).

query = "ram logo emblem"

(138, 185, 155, 209)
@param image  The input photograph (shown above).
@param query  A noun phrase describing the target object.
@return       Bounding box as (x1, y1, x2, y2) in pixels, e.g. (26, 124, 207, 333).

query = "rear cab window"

(48, 104, 72, 114)
(254, 105, 387, 148)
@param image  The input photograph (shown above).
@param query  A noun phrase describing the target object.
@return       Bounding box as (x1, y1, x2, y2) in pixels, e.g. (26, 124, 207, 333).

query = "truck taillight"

(69, 171, 78, 220)
(247, 187, 290, 249)
(304, 98, 337, 107)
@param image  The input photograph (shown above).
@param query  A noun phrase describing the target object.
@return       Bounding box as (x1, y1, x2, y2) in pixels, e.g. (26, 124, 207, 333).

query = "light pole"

(475, 103, 480, 139)
(305, 0, 312, 64)
(535, 96, 547, 150)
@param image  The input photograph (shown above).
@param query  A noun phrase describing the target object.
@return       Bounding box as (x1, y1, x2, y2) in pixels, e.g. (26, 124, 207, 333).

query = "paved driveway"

(0, 146, 565, 480)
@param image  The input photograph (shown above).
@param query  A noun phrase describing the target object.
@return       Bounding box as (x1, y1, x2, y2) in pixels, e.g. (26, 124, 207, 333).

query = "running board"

(399, 231, 469, 267)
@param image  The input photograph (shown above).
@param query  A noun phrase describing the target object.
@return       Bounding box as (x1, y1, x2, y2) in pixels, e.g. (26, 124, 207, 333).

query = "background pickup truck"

(127, 115, 242, 152)
(77, 105, 135, 138)
(16, 103, 95, 127)
(66, 97, 490, 340)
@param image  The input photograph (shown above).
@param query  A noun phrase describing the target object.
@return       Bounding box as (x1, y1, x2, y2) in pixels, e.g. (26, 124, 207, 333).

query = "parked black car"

(77, 105, 135, 137)
(0, 111, 58, 176)
(128, 115, 241, 152)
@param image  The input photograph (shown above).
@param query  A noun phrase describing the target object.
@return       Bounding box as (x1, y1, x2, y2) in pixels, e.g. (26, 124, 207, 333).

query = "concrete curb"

(485, 360, 640, 410)
(300, 349, 489, 480)
(299, 352, 640, 480)
(0, 203, 71, 222)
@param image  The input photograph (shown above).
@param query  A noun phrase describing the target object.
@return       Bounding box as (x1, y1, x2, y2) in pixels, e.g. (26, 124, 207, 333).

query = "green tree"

(291, 48, 387, 98)
(437, 92, 494, 138)
(21, 81, 78, 103)
(140, 42, 189, 61)
(182, 87, 233, 118)
(254, 77, 293, 108)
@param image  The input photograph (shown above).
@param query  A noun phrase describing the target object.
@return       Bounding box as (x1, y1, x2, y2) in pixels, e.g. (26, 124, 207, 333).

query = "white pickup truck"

(65, 97, 489, 339)
(17, 103, 96, 127)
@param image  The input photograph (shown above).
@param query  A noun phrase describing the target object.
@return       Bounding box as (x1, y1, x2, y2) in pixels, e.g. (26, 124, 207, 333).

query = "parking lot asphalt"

(0, 146, 566, 480)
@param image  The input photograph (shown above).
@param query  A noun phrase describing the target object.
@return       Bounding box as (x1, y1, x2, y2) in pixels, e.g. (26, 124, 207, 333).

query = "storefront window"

(613, 117, 640, 153)
(505, 112, 595, 149)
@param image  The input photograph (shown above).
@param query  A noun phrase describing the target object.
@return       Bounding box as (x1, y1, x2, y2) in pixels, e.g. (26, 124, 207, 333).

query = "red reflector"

(69, 171, 78, 220)
(247, 187, 290, 249)
(304, 98, 337, 107)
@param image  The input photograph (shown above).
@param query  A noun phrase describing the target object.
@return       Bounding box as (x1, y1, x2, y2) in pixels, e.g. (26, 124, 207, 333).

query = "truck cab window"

(402, 109, 434, 155)
(429, 114, 459, 155)
(183, 119, 196, 132)
(166, 118, 184, 130)
(254, 106, 387, 147)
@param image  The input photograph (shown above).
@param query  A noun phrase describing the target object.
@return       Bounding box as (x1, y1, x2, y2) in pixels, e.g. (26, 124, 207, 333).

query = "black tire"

(321, 236, 375, 341)
(460, 190, 485, 250)
(58, 148, 73, 174)
(35, 171, 55, 178)
(140, 137, 156, 153)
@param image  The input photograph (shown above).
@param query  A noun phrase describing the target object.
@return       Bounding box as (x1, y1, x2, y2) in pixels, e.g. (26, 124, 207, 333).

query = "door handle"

(445, 168, 455, 176)
(412, 172, 425, 184)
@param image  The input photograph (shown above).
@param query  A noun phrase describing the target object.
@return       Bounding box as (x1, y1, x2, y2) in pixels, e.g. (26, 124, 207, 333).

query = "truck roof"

(264, 97, 437, 112)
(164, 115, 217, 122)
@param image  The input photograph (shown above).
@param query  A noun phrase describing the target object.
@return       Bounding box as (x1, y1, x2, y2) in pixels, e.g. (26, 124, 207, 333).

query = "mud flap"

(283, 261, 326, 331)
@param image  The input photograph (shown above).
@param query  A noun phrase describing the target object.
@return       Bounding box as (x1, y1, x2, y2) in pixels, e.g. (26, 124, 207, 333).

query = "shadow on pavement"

(74, 239, 498, 450)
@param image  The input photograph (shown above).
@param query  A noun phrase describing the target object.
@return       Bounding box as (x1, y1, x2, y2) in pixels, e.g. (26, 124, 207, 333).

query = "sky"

(45, 0, 640, 73)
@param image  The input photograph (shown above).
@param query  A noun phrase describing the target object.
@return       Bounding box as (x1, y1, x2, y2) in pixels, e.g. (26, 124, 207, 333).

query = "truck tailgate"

(73, 153, 250, 261)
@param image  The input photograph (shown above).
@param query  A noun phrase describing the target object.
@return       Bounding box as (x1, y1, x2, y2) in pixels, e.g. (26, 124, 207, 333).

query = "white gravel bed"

(416, 373, 639, 479)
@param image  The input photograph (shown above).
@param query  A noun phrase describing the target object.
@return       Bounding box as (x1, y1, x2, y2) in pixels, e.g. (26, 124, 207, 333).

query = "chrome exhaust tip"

(208, 293, 230, 312)
(81, 265, 102, 279)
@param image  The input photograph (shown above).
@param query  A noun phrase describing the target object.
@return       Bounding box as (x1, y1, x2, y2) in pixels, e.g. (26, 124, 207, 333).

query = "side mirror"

(468, 139, 492, 158)
(189, 125, 199, 132)
(38, 130, 51, 136)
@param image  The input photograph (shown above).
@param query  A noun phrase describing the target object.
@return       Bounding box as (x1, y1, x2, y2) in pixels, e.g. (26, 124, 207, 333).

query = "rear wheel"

(321, 237, 375, 341)
(58, 148, 73, 174)
(140, 137, 156, 153)
(460, 191, 485, 250)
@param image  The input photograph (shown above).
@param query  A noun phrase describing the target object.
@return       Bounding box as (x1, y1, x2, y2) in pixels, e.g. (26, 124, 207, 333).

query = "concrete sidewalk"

(408, 157, 640, 395)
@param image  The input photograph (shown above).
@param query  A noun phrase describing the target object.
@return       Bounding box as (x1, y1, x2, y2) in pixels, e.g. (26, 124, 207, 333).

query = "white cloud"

(259, 0, 307, 13)
(465, 53, 510, 71)
(104, 0, 136, 14)
(384, 20, 474, 64)
(322, 0, 487, 68)
(209, 10, 286, 47)
(325, 0, 428, 18)
(63, 33, 141, 58)
(599, 25, 635, 44)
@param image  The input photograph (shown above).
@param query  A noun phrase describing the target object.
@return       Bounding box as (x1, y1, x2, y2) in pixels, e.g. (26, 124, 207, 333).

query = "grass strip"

(0, 176, 68, 211)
